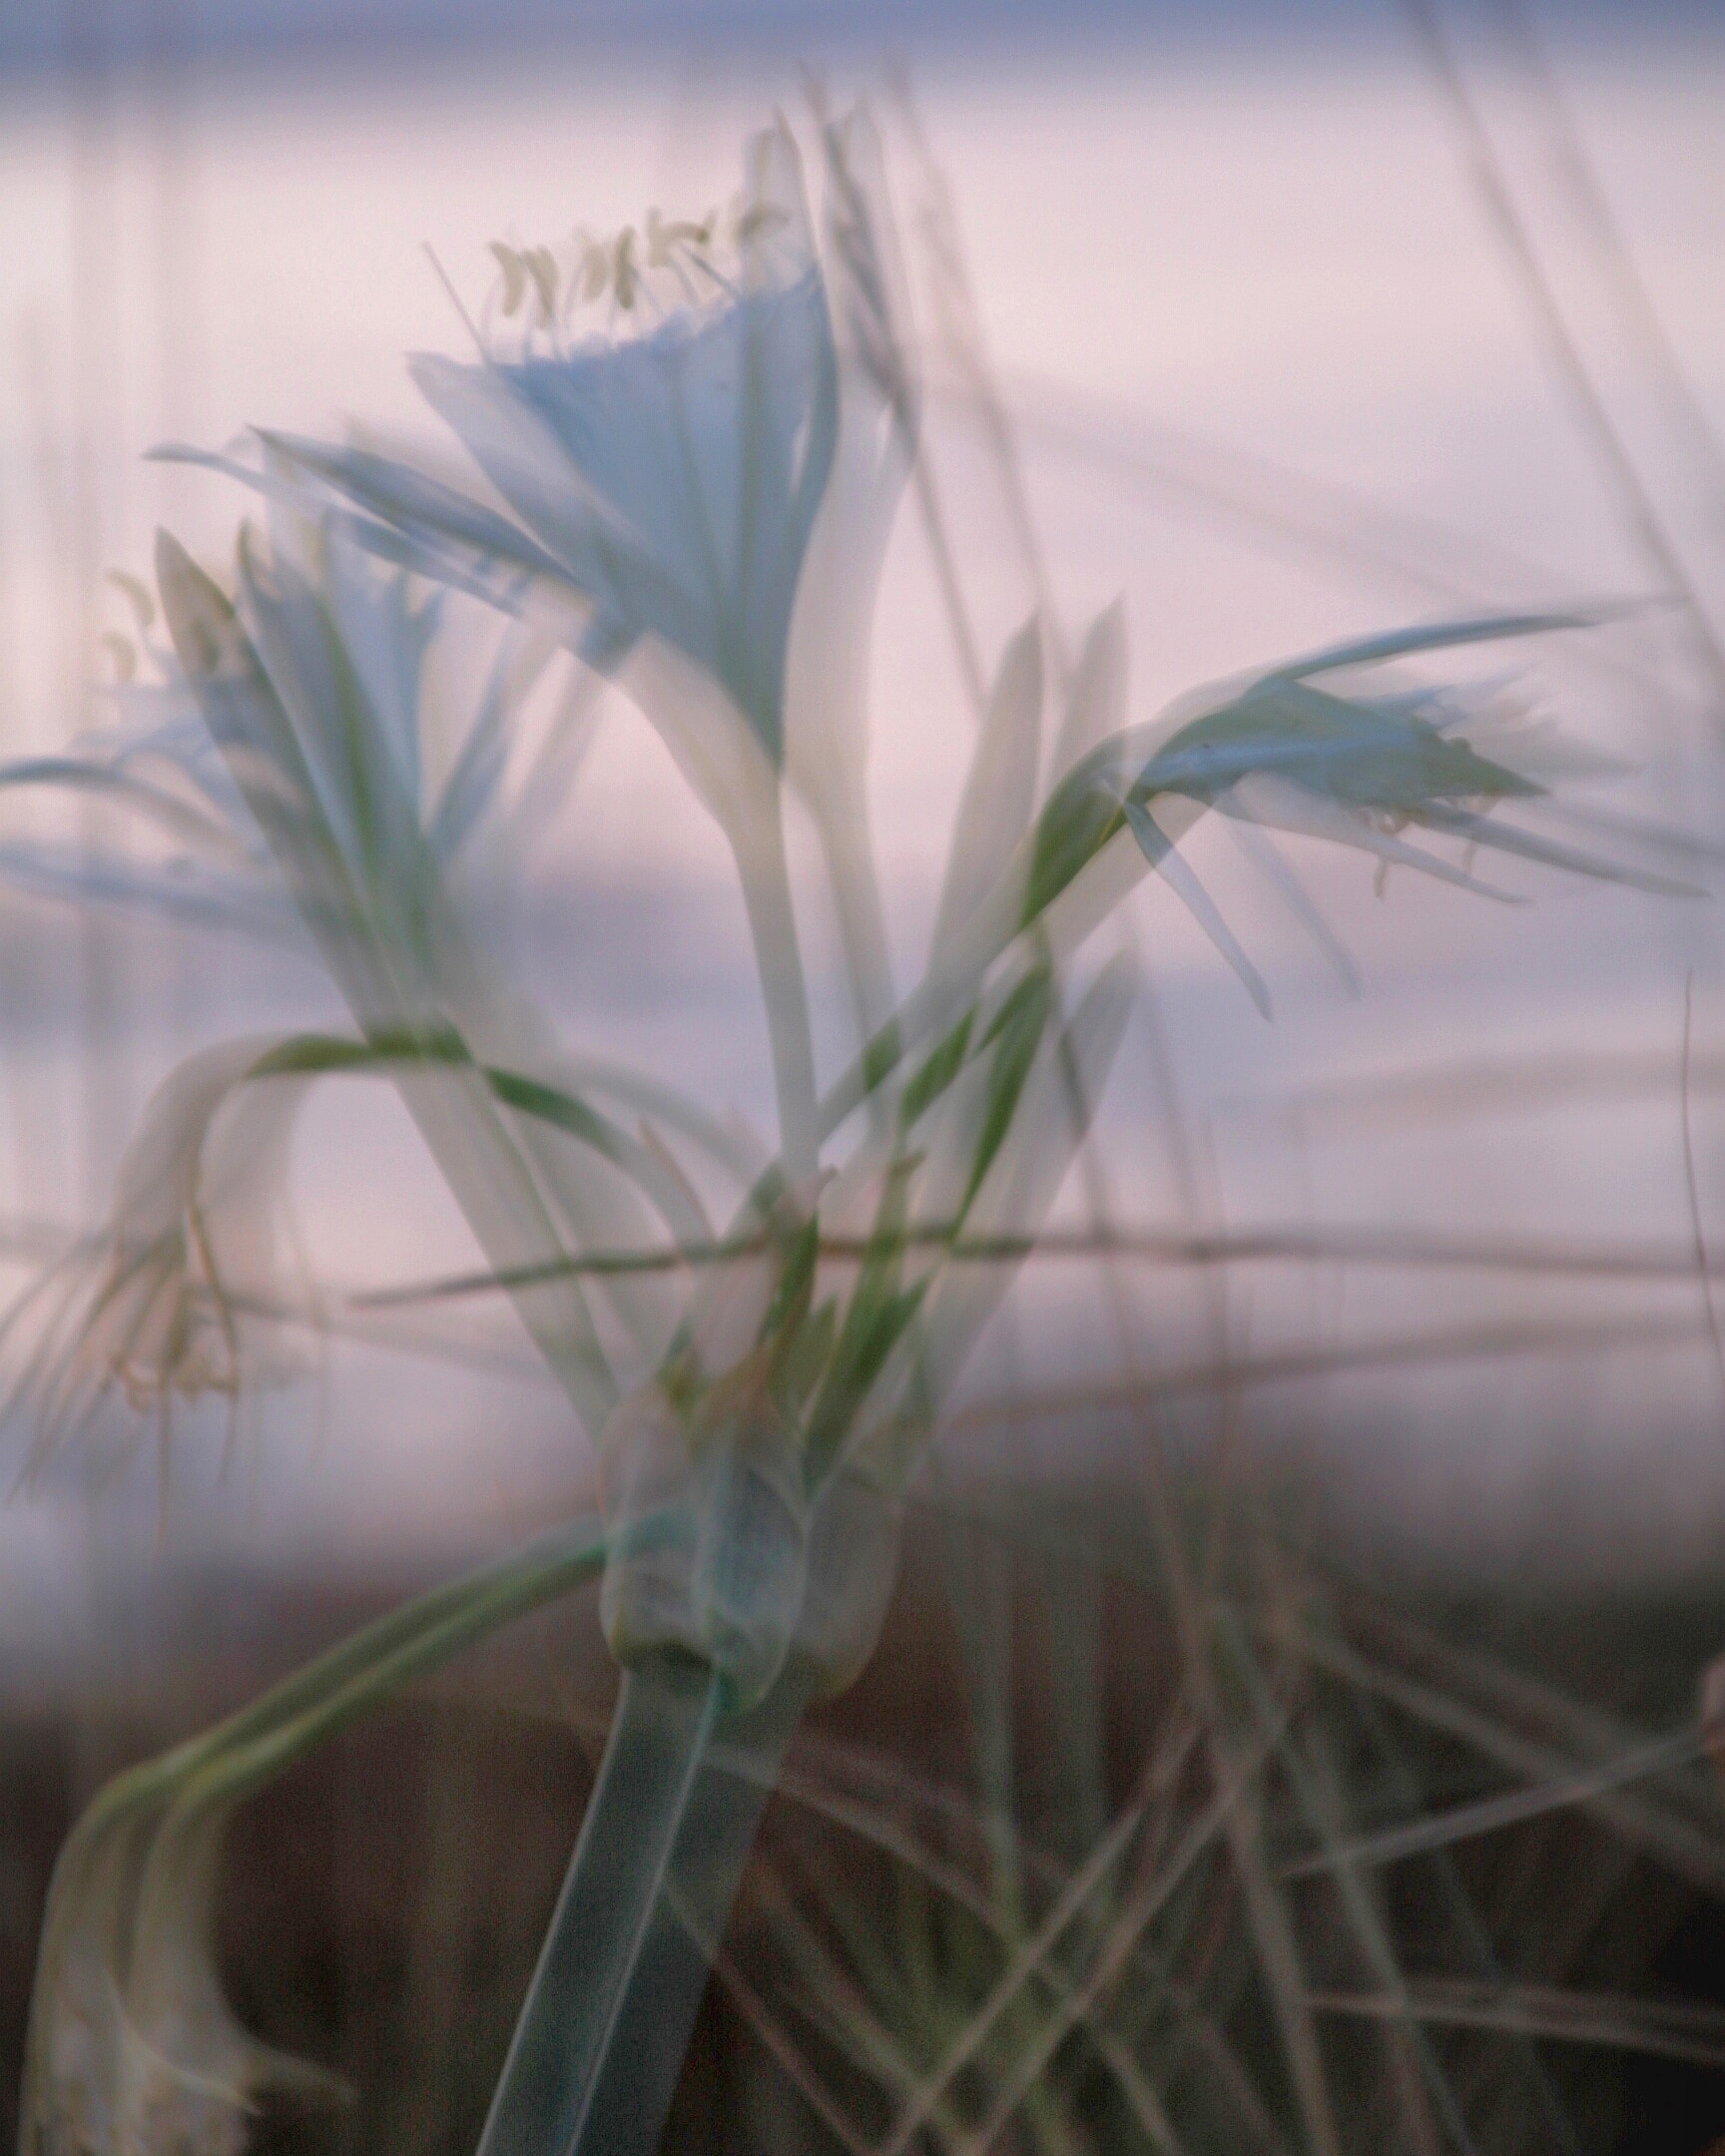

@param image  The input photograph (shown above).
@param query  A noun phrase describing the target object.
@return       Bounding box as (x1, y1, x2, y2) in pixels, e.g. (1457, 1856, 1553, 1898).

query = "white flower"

(261, 121, 840, 788)
(0, 518, 594, 979)
(1016, 613, 1700, 1019)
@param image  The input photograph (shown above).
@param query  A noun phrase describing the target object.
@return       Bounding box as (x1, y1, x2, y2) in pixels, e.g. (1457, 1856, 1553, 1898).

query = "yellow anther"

(647, 210, 711, 268)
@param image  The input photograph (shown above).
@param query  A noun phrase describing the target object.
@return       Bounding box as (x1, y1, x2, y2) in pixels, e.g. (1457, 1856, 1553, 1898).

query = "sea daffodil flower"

(246, 122, 837, 777)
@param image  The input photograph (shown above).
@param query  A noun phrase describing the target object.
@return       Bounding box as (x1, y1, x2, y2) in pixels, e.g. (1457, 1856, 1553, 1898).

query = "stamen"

(613, 228, 637, 310)
(489, 241, 527, 317)
(524, 245, 558, 326)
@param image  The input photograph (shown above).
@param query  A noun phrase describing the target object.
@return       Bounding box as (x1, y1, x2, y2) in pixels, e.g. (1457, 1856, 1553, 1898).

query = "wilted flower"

(1, 1041, 313, 1480)
(155, 512, 601, 1012)
(0, 515, 594, 973)
(24, 1778, 343, 2156)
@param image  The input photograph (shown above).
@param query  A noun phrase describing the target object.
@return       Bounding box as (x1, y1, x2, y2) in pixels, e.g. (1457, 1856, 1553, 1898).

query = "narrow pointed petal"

(1124, 799, 1272, 1018)
(1222, 809, 1361, 995)
(1272, 609, 1594, 685)
(1415, 803, 1706, 897)
(1221, 772, 1524, 901)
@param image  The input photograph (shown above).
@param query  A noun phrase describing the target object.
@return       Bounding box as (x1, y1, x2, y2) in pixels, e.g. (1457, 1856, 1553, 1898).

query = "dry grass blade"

(872, 1713, 1204, 2156)
(1680, 972, 1725, 1418)
(949, 1717, 1293, 2156)
(1278, 1729, 1706, 1883)
(947, 1308, 1718, 1432)
(768, 1719, 1293, 2156)
(1308, 1978, 1725, 2072)
(1218, 1621, 1465, 2155)
(1400, 0, 1725, 720)
(1299, 1630, 1725, 1900)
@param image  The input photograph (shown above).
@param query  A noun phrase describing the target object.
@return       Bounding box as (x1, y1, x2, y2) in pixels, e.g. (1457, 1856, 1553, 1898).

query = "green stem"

(735, 793, 820, 1186)
(475, 1656, 810, 2156)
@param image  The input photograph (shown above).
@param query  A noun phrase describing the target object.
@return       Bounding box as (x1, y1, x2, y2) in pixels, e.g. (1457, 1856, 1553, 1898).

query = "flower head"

(257, 123, 839, 782)
(1017, 612, 1700, 1017)
(134, 112, 920, 1187)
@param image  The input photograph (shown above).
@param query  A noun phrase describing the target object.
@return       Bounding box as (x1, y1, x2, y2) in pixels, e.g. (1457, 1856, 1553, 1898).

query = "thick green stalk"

(476, 1656, 810, 2156)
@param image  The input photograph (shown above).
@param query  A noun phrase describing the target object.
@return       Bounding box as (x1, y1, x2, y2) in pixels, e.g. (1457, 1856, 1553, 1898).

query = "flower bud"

(596, 1381, 704, 1672)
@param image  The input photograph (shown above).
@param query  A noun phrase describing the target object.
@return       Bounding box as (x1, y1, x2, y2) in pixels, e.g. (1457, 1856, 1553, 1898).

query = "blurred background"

(3, 2, 1725, 2150)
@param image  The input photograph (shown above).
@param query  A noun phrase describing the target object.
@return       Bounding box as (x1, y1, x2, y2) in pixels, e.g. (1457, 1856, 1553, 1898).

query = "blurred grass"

(5, 1481, 1725, 2154)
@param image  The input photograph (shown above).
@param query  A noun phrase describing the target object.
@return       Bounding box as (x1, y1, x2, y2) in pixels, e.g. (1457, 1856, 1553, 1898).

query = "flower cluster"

(3, 97, 1703, 2156)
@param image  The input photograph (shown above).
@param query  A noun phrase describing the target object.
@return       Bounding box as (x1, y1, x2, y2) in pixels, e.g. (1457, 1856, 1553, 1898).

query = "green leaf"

(962, 964, 1055, 1217)
(1021, 748, 1129, 929)
(759, 1211, 823, 1348)
(803, 1276, 926, 1491)
(898, 1009, 974, 1132)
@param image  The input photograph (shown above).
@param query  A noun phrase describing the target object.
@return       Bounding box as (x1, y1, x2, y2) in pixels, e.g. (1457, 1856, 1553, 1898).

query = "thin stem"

(1402, 0, 1725, 728)
(1488, 0, 1725, 515)
(474, 1659, 809, 2156)
(890, 71, 1070, 692)
(1679, 970, 1725, 1422)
